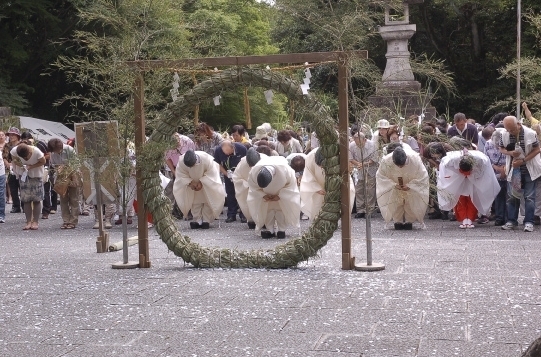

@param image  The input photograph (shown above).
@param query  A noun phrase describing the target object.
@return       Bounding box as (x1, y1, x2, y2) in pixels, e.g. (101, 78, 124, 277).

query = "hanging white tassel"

(170, 72, 180, 102)
(264, 89, 274, 104)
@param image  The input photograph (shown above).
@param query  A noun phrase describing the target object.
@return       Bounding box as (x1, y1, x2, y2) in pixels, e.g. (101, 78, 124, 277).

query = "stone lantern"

(368, 0, 436, 120)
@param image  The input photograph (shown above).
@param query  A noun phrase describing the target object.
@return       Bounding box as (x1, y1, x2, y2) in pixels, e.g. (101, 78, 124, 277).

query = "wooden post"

(338, 57, 353, 270)
(134, 73, 150, 268)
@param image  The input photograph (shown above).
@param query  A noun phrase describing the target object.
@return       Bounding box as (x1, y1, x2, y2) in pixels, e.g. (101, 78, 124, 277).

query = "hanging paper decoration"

(213, 95, 221, 106)
(263, 89, 274, 104)
(399, 117, 405, 140)
(300, 66, 312, 95)
(170, 72, 180, 102)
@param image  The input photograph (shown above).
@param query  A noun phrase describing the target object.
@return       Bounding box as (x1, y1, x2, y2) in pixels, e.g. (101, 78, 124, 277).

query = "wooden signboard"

(74, 121, 120, 204)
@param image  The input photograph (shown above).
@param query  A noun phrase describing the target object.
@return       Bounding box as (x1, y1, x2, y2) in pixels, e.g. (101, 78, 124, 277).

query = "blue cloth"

(447, 123, 479, 144)
(214, 142, 247, 218)
(213, 142, 247, 172)
(506, 171, 536, 225)
(494, 180, 507, 223)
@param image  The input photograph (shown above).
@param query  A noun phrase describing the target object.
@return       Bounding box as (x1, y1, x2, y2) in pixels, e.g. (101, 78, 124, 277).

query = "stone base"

(367, 88, 436, 121)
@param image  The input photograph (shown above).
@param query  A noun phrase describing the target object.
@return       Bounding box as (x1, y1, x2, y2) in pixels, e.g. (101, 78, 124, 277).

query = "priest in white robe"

(173, 150, 226, 229)
(232, 148, 265, 230)
(247, 155, 300, 239)
(300, 148, 355, 220)
(437, 149, 500, 228)
(376, 144, 429, 230)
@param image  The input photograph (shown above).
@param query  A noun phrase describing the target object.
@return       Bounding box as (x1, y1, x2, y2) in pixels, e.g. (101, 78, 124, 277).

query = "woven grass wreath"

(140, 68, 342, 268)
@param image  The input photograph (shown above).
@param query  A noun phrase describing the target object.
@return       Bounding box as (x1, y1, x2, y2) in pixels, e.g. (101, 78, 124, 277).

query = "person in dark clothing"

(447, 112, 479, 145)
(3, 127, 22, 213)
(214, 140, 247, 222)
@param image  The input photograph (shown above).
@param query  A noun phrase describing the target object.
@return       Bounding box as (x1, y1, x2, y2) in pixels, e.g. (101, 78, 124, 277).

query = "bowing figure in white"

(232, 148, 266, 230)
(247, 155, 300, 239)
(173, 150, 225, 229)
(300, 148, 355, 220)
(437, 149, 500, 229)
(376, 144, 429, 230)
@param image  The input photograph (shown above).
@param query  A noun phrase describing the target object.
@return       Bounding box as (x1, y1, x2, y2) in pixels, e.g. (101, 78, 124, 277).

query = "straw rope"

(140, 68, 341, 268)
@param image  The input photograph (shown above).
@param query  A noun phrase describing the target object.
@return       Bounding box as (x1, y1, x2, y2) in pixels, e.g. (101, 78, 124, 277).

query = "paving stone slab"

(0, 343, 76, 357)
(315, 335, 419, 356)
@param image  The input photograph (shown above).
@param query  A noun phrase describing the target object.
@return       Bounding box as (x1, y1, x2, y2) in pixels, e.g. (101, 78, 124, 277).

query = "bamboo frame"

(129, 50, 368, 270)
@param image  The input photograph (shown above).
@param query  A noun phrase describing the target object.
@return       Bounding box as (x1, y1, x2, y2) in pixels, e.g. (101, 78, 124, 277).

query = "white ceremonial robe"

(231, 154, 269, 222)
(173, 151, 226, 222)
(247, 155, 300, 231)
(376, 152, 429, 224)
(300, 149, 355, 219)
(437, 150, 500, 215)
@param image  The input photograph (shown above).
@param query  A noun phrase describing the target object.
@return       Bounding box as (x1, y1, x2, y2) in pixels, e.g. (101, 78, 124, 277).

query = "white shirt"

(10, 146, 44, 178)
(0, 155, 5, 176)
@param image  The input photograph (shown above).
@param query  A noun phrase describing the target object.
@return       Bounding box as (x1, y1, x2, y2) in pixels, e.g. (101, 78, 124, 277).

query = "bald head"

(221, 140, 235, 155)
(503, 116, 520, 136)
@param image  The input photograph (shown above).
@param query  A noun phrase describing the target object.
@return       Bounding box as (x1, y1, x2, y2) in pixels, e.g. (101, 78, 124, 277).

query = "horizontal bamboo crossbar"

(126, 51, 368, 70)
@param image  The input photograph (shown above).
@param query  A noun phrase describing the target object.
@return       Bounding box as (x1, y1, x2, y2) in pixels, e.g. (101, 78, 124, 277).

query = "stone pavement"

(1, 203, 540, 357)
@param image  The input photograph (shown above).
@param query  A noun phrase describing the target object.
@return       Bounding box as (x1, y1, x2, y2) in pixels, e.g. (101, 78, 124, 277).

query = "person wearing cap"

(247, 155, 300, 239)
(372, 119, 392, 150)
(300, 148, 355, 220)
(10, 142, 46, 230)
(3, 127, 22, 213)
(438, 149, 500, 229)
(349, 131, 378, 219)
(232, 147, 266, 229)
(173, 150, 225, 229)
(376, 144, 429, 230)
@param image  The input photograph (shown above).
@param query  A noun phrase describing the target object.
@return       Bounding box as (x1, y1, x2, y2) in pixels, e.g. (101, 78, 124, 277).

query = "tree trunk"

(522, 336, 541, 357)
(0, 107, 11, 118)
(471, 16, 481, 59)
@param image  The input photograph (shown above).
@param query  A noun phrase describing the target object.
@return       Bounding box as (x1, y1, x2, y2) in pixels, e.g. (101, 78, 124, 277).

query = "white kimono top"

(300, 149, 355, 219)
(231, 154, 268, 222)
(173, 151, 225, 219)
(437, 150, 500, 215)
(376, 151, 429, 223)
(247, 155, 300, 229)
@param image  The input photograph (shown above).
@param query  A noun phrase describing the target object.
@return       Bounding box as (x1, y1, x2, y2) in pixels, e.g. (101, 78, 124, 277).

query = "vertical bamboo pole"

(192, 74, 200, 127)
(134, 73, 150, 268)
(516, 0, 522, 118)
(244, 87, 252, 129)
(338, 57, 353, 270)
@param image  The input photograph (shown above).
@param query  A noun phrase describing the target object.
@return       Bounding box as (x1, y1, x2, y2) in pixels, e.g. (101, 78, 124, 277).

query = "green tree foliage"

(496, 10, 541, 118)
(0, 0, 79, 116)
(180, 0, 288, 132)
(271, 0, 455, 123)
(52, 0, 193, 131)
(411, 0, 541, 121)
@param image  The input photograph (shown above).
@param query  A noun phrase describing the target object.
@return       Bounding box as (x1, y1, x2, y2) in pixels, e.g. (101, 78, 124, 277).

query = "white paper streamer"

(170, 72, 180, 102)
(213, 95, 221, 106)
(264, 89, 274, 104)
